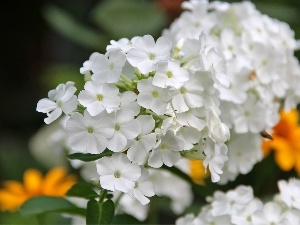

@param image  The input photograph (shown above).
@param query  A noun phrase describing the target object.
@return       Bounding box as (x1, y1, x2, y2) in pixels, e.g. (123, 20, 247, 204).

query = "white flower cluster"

(36, 33, 230, 204)
(176, 178, 300, 225)
(163, 0, 300, 183)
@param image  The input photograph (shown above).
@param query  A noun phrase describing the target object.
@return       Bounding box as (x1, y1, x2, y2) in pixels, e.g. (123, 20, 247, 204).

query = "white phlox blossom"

(218, 133, 262, 184)
(203, 138, 228, 182)
(107, 108, 141, 152)
(127, 35, 172, 74)
(276, 178, 300, 210)
(96, 153, 141, 193)
(78, 80, 120, 116)
(91, 49, 126, 83)
(176, 179, 300, 225)
(128, 167, 155, 205)
(37, 31, 232, 210)
(37, 82, 77, 124)
(148, 131, 185, 168)
(66, 110, 114, 154)
(164, 0, 300, 183)
(127, 115, 156, 165)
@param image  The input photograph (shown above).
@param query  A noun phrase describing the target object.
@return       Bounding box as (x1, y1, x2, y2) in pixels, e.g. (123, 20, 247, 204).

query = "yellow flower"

(0, 167, 76, 212)
(189, 159, 208, 185)
(262, 109, 300, 173)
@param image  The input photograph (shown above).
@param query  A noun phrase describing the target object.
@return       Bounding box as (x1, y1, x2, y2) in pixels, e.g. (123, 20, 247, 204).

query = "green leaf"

(90, 0, 167, 39)
(86, 199, 115, 225)
(66, 182, 99, 199)
(67, 149, 113, 162)
(19, 196, 86, 217)
(112, 214, 143, 224)
(43, 4, 109, 50)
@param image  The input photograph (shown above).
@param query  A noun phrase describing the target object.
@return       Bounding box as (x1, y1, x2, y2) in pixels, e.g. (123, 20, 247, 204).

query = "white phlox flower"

(207, 185, 254, 217)
(137, 77, 171, 115)
(176, 178, 300, 225)
(96, 153, 141, 193)
(252, 202, 288, 225)
(152, 60, 189, 89)
(207, 107, 230, 144)
(106, 37, 138, 54)
(176, 107, 206, 131)
(277, 178, 300, 210)
(107, 108, 141, 152)
(78, 80, 120, 116)
(91, 49, 126, 83)
(231, 199, 264, 225)
(80, 52, 100, 76)
(219, 133, 262, 184)
(117, 91, 140, 116)
(37, 82, 77, 124)
(169, 73, 205, 113)
(203, 138, 228, 182)
(148, 131, 185, 168)
(231, 94, 266, 133)
(127, 35, 172, 74)
(128, 167, 155, 205)
(66, 110, 114, 154)
(127, 115, 156, 165)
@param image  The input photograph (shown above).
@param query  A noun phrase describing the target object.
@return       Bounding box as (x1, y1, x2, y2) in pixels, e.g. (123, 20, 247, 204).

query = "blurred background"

(1, 0, 300, 224)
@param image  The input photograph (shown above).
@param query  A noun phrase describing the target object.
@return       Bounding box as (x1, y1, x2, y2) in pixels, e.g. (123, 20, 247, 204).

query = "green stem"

(99, 190, 108, 203)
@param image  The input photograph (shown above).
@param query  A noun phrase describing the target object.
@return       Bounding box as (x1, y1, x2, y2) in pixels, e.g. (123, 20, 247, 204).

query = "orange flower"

(0, 167, 76, 211)
(262, 109, 300, 173)
(189, 159, 208, 185)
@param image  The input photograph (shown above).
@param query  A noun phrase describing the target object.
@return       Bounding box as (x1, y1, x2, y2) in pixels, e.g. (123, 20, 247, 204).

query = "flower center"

(114, 171, 121, 178)
(134, 182, 138, 188)
(180, 87, 187, 94)
(57, 100, 62, 108)
(166, 71, 173, 78)
(160, 144, 168, 151)
(149, 53, 155, 60)
(87, 127, 94, 133)
(96, 94, 103, 101)
(115, 124, 120, 131)
(152, 91, 159, 98)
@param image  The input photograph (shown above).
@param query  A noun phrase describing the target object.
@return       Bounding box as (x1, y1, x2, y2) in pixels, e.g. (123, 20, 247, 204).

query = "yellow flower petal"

(189, 159, 208, 185)
(41, 167, 76, 195)
(273, 139, 295, 171)
(23, 169, 43, 195)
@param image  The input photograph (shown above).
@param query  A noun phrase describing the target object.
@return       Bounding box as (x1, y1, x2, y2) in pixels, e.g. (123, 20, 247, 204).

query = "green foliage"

(66, 182, 99, 199)
(19, 196, 86, 217)
(40, 64, 85, 92)
(67, 150, 113, 162)
(86, 199, 115, 225)
(43, 4, 109, 50)
(90, 0, 167, 39)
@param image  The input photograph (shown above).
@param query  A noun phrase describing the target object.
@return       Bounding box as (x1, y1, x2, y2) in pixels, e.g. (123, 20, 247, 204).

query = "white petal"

(44, 107, 62, 124)
(148, 150, 163, 168)
(162, 151, 181, 167)
(121, 120, 141, 139)
(107, 132, 127, 152)
(61, 96, 78, 114)
(133, 189, 150, 205)
(122, 163, 141, 181)
(97, 157, 115, 175)
(36, 98, 56, 113)
(100, 175, 116, 191)
(78, 90, 96, 106)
